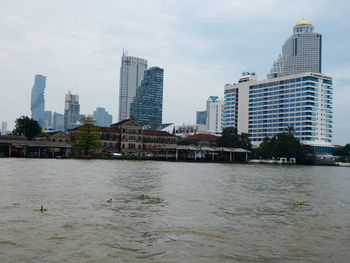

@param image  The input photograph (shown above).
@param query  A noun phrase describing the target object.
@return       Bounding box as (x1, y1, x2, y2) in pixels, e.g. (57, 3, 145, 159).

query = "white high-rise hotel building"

(223, 20, 333, 153)
(118, 53, 147, 121)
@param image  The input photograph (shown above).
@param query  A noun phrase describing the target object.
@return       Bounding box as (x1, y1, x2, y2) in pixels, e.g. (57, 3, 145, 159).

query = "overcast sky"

(1, 0, 349, 144)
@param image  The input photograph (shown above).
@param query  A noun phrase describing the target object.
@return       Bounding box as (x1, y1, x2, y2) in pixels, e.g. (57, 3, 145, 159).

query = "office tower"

(223, 72, 333, 153)
(1, 122, 7, 135)
(118, 53, 148, 121)
(43, 111, 52, 129)
(52, 112, 64, 131)
(268, 19, 322, 79)
(206, 96, 222, 134)
(64, 92, 80, 130)
(130, 67, 164, 126)
(196, 111, 207, 125)
(31, 74, 46, 127)
(93, 107, 113, 127)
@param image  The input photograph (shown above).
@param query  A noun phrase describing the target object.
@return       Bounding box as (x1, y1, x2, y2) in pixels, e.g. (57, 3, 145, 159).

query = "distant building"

(268, 19, 322, 79)
(130, 67, 164, 126)
(93, 107, 113, 127)
(1, 122, 7, 135)
(52, 112, 64, 131)
(174, 124, 207, 138)
(64, 93, 80, 130)
(118, 54, 148, 121)
(196, 111, 207, 125)
(43, 111, 52, 129)
(31, 74, 46, 127)
(206, 96, 222, 134)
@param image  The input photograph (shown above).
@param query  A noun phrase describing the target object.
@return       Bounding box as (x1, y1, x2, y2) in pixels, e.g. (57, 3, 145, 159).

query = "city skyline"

(0, 0, 350, 144)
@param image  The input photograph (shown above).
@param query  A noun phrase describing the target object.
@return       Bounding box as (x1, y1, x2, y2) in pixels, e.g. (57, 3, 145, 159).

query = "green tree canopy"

(12, 116, 41, 140)
(216, 127, 252, 150)
(72, 117, 100, 155)
(254, 127, 314, 164)
(334, 144, 350, 156)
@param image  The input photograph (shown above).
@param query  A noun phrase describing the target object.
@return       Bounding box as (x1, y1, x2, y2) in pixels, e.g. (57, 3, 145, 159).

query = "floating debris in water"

(133, 194, 163, 202)
(34, 205, 48, 213)
(107, 198, 112, 203)
(293, 201, 310, 207)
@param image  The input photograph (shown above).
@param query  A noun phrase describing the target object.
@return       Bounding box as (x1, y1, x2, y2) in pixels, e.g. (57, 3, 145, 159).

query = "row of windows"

(249, 91, 318, 101)
(249, 102, 317, 112)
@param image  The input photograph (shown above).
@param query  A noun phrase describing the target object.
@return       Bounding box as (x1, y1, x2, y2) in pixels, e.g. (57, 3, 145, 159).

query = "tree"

(255, 129, 315, 164)
(72, 117, 100, 155)
(334, 144, 350, 156)
(216, 127, 252, 150)
(12, 116, 41, 139)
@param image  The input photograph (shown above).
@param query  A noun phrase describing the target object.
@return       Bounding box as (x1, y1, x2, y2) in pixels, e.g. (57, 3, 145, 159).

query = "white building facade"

(206, 96, 222, 134)
(118, 54, 147, 121)
(223, 72, 333, 153)
(1, 122, 7, 135)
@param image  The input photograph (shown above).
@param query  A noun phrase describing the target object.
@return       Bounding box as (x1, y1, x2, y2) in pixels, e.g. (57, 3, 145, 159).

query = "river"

(0, 159, 349, 262)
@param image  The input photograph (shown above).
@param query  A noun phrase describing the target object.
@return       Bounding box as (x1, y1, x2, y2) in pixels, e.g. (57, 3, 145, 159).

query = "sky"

(0, 0, 349, 144)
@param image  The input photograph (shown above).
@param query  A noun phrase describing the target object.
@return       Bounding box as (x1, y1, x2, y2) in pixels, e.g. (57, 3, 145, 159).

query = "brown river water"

(0, 159, 349, 262)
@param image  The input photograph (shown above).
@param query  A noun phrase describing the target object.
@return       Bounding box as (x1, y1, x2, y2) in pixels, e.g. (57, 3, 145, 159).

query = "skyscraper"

(130, 67, 164, 126)
(222, 20, 333, 153)
(206, 96, 222, 134)
(64, 92, 80, 130)
(31, 74, 46, 127)
(118, 54, 148, 121)
(268, 19, 322, 79)
(196, 110, 207, 125)
(93, 107, 113, 127)
(1, 122, 7, 135)
(52, 112, 64, 131)
(44, 111, 52, 129)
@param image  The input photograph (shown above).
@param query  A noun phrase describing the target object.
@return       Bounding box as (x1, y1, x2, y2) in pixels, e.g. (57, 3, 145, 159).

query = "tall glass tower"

(64, 92, 80, 130)
(118, 54, 147, 121)
(31, 74, 46, 127)
(130, 67, 164, 126)
(268, 19, 322, 79)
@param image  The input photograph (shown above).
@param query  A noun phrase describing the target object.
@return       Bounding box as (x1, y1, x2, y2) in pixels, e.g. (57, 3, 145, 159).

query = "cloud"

(0, 0, 349, 144)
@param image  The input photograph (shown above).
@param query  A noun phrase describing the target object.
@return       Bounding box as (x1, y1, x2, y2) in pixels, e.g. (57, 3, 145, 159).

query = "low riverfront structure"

(154, 145, 250, 162)
(0, 135, 70, 158)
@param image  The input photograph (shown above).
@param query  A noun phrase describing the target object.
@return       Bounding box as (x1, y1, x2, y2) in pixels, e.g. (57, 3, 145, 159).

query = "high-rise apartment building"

(1, 122, 7, 135)
(93, 107, 113, 127)
(206, 96, 222, 134)
(118, 54, 148, 121)
(130, 67, 164, 126)
(31, 74, 46, 127)
(52, 112, 64, 131)
(223, 21, 333, 153)
(268, 19, 322, 79)
(64, 93, 80, 130)
(223, 72, 333, 152)
(196, 110, 207, 125)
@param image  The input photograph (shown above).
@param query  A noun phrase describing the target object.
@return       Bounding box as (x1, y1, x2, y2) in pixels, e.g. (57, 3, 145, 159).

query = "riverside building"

(223, 20, 333, 153)
(118, 53, 148, 121)
(223, 72, 333, 153)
